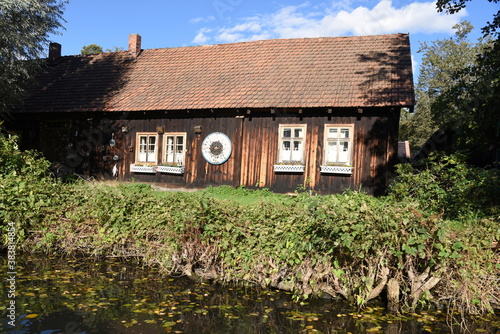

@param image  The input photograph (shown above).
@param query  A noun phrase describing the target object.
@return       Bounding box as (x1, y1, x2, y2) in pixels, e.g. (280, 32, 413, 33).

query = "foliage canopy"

(0, 0, 67, 116)
(402, 0, 500, 160)
(81, 44, 103, 55)
(436, 0, 499, 38)
(401, 21, 497, 155)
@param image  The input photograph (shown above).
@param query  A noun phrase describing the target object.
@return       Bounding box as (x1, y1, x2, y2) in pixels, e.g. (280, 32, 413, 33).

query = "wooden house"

(8, 33, 414, 194)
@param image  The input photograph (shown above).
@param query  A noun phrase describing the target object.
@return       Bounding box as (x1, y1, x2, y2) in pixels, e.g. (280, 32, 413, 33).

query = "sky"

(49, 0, 498, 80)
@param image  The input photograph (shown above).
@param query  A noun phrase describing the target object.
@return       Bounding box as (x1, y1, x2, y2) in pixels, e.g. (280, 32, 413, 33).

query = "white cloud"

(216, 31, 246, 43)
(191, 0, 467, 45)
(213, 21, 267, 43)
(225, 21, 263, 34)
(190, 16, 216, 24)
(192, 28, 212, 44)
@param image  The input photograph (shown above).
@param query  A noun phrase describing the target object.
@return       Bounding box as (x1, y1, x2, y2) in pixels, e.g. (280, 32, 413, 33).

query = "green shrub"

(0, 127, 65, 244)
(3, 179, 497, 314)
(0, 129, 51, 178)
(389, 153, 500, 218)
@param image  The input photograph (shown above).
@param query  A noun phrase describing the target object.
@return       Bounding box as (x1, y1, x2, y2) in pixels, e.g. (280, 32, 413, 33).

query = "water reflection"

(1, 254, 498, 333)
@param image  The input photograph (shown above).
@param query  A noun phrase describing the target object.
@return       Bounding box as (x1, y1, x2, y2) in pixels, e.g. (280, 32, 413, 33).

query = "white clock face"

(201, 132, 232, 165)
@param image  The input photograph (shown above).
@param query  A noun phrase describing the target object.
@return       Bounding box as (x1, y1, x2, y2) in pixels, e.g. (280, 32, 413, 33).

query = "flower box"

(157, 165, 185, 174)
(320, 165, 353, 174)
(130, 164, 156, 173)
(273, 164, 305, 173)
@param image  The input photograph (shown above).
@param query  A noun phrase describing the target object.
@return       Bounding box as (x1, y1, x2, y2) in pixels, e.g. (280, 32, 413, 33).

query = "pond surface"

(1, 253, 499, 334)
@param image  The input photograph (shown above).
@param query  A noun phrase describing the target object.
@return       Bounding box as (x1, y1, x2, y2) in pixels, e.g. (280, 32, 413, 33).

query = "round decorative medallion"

(201, 132, 232, 165)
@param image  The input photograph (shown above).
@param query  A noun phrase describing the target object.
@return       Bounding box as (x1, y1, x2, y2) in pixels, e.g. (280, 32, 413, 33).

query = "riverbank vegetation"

(0, 130, 499, 317)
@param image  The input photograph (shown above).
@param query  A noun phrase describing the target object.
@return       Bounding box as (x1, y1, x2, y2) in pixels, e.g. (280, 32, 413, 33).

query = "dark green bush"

(389, 153, 500, 218)
(0, 127, 66, 243)
(0, 129, 51, 178)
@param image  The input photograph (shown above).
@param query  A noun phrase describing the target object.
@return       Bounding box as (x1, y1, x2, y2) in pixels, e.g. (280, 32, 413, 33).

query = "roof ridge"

(48, 33, 410, 58)
(142, 33, 409, 53)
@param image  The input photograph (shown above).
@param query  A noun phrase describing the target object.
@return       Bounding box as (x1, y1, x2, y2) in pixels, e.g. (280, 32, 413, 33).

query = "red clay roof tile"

(20, 34, 414, 113)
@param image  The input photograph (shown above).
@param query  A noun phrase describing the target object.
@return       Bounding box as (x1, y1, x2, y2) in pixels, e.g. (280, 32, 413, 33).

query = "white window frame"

(277, 124, 307, 164)
(323, 124, 354, 166)
(136, 132, 158, 164)
(162, 132, 187, 166)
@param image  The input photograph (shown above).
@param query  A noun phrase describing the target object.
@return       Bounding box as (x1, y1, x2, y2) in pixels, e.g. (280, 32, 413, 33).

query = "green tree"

(398, 105, 435, 154)
(81, 44, 103, 55)
(433, 35, 498, 155)
(401, 21, 498, 158)
(433, 0, 499, 158)
(436, 0, 499, 38)
(0, 0, 67, 117)
(400, 21, 482, 153)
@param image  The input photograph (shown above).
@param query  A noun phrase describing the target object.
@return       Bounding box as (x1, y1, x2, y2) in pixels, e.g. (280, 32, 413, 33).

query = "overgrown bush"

(0, 127, 65, 243)
(386, 153, 500, 313)
(11, 182, 496, 315)
(389, 153, 500, 218)
(0, 127, 51, 178)
(311, 191, 498, 312)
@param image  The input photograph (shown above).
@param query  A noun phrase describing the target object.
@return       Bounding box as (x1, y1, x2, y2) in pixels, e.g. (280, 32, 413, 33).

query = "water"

(1, 253, 499, 333)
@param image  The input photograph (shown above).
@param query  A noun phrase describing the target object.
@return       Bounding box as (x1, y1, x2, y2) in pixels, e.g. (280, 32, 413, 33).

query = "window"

(324, 125, 354, 165)
(278, 125, 306, 164)
(136, 133, 158, 163)
(163, 133, 186, 166)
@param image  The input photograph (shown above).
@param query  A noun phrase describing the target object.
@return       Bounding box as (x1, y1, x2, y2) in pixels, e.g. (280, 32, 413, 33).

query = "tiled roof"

(20, 34, 414, 113)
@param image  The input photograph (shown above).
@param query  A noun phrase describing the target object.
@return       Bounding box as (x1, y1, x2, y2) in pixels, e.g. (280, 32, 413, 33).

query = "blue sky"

(50, 0, 498, 79)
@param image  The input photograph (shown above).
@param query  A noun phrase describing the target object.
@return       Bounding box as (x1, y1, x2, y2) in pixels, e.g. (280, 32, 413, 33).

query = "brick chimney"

(128, 34, 141, 57)
(48, 42, 61, 60)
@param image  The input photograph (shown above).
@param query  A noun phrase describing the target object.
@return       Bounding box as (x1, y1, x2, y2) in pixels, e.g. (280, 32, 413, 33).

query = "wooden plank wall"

(115, 115, 244, 188)
(26, 107, 399, 194)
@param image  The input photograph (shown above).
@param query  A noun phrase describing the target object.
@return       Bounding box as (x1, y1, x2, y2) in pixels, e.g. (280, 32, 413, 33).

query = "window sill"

(157, 165, 185, 174)
(273, 164, 305, 173)
(130, 164, 156, 173)
(320, 165, 353, 175)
